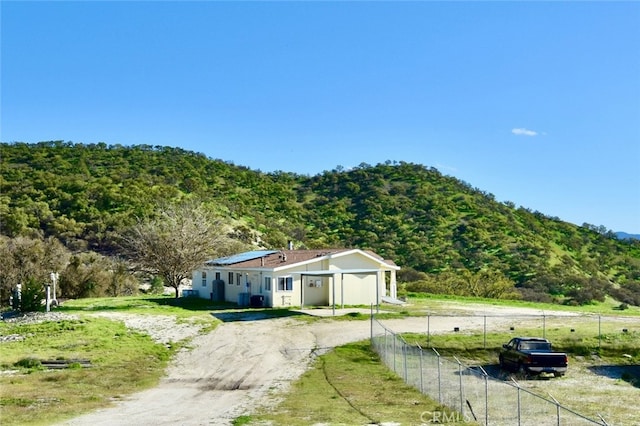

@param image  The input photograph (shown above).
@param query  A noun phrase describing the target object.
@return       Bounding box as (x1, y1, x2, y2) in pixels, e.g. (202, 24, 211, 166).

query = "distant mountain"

(616, 232, 640, 241)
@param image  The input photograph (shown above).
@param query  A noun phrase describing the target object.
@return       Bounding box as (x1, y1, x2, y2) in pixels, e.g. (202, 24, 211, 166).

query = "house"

(192, 248, 400, 311)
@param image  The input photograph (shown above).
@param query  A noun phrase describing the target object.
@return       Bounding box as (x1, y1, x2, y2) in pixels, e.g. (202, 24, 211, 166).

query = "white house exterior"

(192, 249, 400, 310)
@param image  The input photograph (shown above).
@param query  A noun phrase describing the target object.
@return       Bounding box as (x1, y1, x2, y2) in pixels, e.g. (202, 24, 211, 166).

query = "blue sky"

(2, 1, 639, 233)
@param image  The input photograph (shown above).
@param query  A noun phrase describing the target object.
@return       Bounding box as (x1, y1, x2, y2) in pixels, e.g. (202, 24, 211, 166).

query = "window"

(215, 272, 221, 281)
(236, 273, 242, 286)
(264, 276, 271, 291)
(277, 276, 293, 291)
(201, 271, 207, 287)
(228, 272, 234, 285)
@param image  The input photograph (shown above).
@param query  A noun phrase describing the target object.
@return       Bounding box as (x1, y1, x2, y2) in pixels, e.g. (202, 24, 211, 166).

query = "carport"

(294, 269, 384, 316)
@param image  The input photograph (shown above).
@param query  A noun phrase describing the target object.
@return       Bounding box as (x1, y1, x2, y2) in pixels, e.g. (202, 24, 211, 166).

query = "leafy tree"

(118, 200, 246, 298)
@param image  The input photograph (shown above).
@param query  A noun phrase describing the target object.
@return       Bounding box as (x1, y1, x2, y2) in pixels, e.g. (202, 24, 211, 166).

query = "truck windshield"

(520, 341, 551, 351)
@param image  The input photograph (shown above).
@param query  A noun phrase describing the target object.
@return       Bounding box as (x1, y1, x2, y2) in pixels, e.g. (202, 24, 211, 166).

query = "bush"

(14, 357, 42, 370)
(18, 278, 45, 313)
(149, 276, 165, 295)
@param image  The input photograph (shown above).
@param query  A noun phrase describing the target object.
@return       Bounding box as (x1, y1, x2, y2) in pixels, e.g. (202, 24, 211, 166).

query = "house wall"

(192, 270, 211, 299)
(272, 258, 325, 308)
(328, 253, 386, 305)
(223, 270, 270, 306)
(301, 275, 329, 306)
(337, 273, 380, 306)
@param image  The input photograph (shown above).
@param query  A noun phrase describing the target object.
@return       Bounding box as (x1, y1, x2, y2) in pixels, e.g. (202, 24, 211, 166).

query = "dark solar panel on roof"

(206, 250, 278, 265)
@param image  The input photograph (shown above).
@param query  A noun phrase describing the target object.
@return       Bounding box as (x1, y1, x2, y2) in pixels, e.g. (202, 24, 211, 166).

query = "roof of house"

(205, 249, 398, 270)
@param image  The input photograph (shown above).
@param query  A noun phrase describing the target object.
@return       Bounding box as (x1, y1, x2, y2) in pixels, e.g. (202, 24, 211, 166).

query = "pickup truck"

(499, 337, 568, 377)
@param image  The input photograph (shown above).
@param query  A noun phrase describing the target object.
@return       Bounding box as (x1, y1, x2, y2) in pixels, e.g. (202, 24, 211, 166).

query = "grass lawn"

(0, 295, 220, 425)
(0, 317, 173, 425)
(240, 341, 474, 426)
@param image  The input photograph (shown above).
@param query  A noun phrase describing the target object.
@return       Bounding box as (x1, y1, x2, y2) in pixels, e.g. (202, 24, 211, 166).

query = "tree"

(0, 235, 69, 307)
(118, 200, 245, 298)
(107, 258, 138, 297)
(59, 252, 113, 298)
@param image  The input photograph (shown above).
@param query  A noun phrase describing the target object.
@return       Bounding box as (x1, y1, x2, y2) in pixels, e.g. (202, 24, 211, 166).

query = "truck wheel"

(517, 363, 528, 378)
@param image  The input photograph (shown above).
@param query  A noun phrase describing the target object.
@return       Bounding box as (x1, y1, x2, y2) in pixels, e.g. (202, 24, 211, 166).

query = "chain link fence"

(371, 316, 612, 425)
(422, 312, 638, 353)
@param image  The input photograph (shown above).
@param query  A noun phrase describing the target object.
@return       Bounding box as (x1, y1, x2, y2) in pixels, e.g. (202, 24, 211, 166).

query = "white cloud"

(512, 128, 538, 136)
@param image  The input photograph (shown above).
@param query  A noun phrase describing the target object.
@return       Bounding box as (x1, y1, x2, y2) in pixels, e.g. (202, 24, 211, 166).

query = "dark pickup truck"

(499, 337, 568, 377)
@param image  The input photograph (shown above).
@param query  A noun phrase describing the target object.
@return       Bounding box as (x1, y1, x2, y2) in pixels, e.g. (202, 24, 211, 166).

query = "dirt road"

(59, 309, 487, 426)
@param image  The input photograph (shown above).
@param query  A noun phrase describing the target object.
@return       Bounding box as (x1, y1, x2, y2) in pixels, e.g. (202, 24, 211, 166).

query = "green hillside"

(2, 141, 639, 305)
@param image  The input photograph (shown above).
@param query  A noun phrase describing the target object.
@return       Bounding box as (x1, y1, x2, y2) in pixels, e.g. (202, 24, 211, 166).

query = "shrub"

(149, 276, 165, 294)
(14, 357, 42, 370)
(18, 278, 45, 313)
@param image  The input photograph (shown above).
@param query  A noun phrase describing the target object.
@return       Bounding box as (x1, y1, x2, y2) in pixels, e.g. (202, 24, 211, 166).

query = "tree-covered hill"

(2, 141, 639, 305)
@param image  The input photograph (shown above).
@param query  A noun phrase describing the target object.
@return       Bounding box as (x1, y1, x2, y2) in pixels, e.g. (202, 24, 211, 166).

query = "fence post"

(598, 315, 602, 352)
(512, 378, 521, 426)
(483, 315, 487, 349)
(403, 341, 408, 382)
(543, 313, 546, 339)
(433, 348, 442, 404)
(417, 343, 424, 394)
(427, 313, 431, 348)
(518, 386, 521, 426)
(455, 356, 464, 415)
(478, 365, 489, 426)
(485, 371, 489, 425)
(384, 329, 389, 365)
(370, 303, 373, 343)
(393, 334, 397, 373)
(548, 393, 561, 426)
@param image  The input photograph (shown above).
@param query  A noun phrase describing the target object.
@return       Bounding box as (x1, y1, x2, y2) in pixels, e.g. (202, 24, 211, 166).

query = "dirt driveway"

(58, 308, 486, 426)
(57, 306, 638, 426)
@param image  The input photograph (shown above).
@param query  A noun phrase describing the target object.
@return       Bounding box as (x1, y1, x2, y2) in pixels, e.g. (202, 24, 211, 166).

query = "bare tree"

(119, 201, 245, 298)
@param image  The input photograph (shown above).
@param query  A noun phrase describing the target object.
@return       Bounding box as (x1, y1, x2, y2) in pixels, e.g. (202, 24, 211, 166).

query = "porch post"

(390, 270, 397, 300)
(341, 273, 345, 309)
(301, 274, 304, 310)
(332, 274, 336, 316)
(375, 273, 380, 313)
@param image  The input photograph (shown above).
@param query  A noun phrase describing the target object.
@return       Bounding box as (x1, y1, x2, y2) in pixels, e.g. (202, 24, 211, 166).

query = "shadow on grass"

(56, 296, 236, 312)
(54, 295, 313, 322)
(588, 365, 640, 388)
(211, 308, 305, 322)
